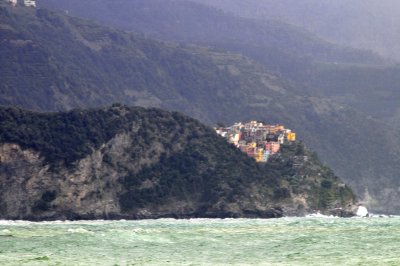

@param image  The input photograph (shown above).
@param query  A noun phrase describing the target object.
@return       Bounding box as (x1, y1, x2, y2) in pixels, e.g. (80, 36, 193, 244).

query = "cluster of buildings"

(216, 121, 296, 163)
(6, 0, 36, 7)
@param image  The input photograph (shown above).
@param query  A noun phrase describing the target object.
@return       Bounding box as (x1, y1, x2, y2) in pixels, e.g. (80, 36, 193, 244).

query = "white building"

(24, 0, 36, 7)
(8, 0, 17, 6)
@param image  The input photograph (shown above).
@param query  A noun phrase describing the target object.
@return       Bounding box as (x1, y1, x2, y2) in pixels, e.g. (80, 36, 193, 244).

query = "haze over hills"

(2, 2, 400, 213)
(191, 0, 400, 62)
(38, 0, 384, 81)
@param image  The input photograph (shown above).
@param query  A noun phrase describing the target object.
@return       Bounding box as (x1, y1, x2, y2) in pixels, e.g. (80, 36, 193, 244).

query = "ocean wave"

(67, 227, 94, 234)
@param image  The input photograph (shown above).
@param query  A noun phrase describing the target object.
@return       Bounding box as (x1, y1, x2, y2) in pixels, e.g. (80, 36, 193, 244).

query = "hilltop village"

(216, 121, 296, 163)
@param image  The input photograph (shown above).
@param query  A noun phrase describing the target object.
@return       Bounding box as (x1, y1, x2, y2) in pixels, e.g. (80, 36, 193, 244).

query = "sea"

(0, 217, 399, 265)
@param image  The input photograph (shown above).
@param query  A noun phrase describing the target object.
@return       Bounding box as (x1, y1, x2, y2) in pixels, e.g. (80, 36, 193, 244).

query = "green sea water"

(0, 217, 399, 265)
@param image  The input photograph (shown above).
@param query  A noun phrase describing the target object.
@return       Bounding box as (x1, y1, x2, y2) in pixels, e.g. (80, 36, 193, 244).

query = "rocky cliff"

(0, 105, 356, 220)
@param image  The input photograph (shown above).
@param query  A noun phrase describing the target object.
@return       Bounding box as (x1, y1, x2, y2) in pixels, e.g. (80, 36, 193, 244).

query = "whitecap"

(0, 229, 12, 234)
(67, 227, 93, 234)
(356, 206, 369, 217)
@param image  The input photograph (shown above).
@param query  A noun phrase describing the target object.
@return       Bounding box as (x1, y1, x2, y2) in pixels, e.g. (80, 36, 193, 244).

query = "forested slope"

(0, 105, 355, 220)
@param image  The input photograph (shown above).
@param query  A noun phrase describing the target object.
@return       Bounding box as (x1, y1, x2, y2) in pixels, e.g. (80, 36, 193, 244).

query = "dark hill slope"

(1, 4, 399, 213)
(0, 3, 309, 122)
(38, 0, 383, 78)
(0, 106, 355, 220)
(307, 63, 400, 127)
(0, 4, 240, 122)
(37, 0, 400, 130)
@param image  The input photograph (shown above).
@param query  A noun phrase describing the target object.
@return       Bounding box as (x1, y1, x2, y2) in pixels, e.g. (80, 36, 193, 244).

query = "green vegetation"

(266, 142, 355, 210)
(0, 104, 141, 165)
(0, 104, 220, 166)
(119, 131, 274, 212)
(0, 105, 355, 215)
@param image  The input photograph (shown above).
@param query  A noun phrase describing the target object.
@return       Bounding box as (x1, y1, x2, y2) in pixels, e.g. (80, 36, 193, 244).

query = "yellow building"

(249, 142, 257, 148)
(287, 132, 296, 142)
(255, 148, 264, 162)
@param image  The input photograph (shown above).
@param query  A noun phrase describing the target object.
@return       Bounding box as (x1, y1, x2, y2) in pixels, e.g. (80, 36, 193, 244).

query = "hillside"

(38, 0, 384, 79)
(307, 63, 400, 127)
(0, 105, 356, 220)
(36, 0, 400, 128)
(190, 0, 400, 62)
(1, 3, 400, 213)
(167, 1, 400, 145)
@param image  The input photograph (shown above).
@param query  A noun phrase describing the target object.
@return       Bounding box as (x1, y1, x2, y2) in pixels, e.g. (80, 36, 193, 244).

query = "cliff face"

(0, 106, 356, 220)
(0, 143, 122, 219)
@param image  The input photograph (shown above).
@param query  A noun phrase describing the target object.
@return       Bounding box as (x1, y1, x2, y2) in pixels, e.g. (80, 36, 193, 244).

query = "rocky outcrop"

(0, 143, 121, 220)
(0, 142, 282, 220)
(0, 106, 356, 220)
